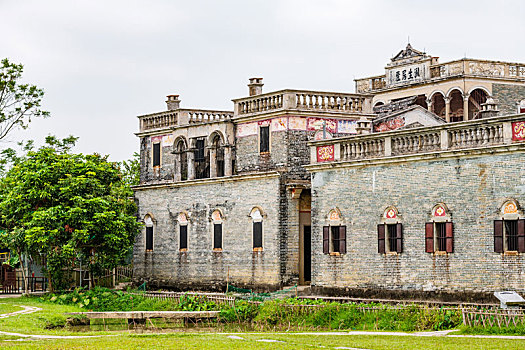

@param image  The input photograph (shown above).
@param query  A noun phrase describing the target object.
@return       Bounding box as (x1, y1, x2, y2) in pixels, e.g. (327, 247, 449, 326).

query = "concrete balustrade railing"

(234, 90, 372, 116)
(310, 114, 524, 164)
(138, 109, 233, 131)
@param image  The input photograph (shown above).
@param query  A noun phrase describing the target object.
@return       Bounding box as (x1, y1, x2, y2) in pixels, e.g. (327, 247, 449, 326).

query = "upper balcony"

(138, 109, 233, 133)
(308, 113, 525, 167)
(355, 59, 525, 93)
(233, 89, 373, 119)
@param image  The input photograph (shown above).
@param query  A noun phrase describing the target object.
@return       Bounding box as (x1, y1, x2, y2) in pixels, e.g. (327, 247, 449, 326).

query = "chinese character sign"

(388, 63, 425, 86)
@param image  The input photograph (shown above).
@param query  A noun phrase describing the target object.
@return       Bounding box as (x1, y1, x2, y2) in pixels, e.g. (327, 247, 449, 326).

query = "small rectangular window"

(145, 226, 153, 251)
(213, 223, 222, 249)
(331, 226, 340, 253)
(195, 139, 205, 161)
(180, 225, 188, 250)
(253, 222, 263, 249)
(260, 126, 269, 153)
(387, 224, 397, 252)
(506, 220, 518, 251)
(152, 143, 161, 167)
(436, 222, 447, 252)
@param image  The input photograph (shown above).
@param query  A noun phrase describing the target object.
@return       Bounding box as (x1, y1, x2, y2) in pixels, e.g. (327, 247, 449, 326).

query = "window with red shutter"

(339, 226, 346, 254)
(518, 219, 525, 253)
(425, 222, 434, 253)
(445, 222, 454, 253)
(323, 226, 329, 254)
(396, 223, 403, 253)
(494, 220, 503, 253)
(378, 224, 385, 254)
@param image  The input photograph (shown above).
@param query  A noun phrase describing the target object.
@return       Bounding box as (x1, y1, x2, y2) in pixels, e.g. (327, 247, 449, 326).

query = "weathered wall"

(235, 129, 288, 173)
(310, 151, 525, 301)
(140, 135, 175, 183)
(493, 83, 525, 116)
(133, 174, 284, 291)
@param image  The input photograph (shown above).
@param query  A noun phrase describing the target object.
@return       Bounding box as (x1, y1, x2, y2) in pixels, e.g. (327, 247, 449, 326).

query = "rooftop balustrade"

(138, 109, 233, 132)
(234, 89, 373, 117)
(310, 114, 525, 165)
(355, 59, 525, 93)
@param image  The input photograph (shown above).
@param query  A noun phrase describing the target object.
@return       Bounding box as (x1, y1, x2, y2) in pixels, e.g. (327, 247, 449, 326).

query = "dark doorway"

(303, 225, 311, 282)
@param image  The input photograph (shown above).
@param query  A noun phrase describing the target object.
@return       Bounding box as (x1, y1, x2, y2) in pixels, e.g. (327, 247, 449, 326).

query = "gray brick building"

(133, 46, 525, 301)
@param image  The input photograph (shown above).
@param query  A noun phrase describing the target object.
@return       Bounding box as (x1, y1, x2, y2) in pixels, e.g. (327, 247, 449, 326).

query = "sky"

(1, 0, 525, 161)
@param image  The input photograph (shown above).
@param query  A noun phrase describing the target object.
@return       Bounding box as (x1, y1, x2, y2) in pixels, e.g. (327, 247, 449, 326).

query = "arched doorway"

(175, 139, 188, 181)
(468, 88, 489, 120)
(431, 92, 446, 119)
(449, 90, 464, 122)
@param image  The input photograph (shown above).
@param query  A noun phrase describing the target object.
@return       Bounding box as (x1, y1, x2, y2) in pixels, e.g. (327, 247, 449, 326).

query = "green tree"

(0, 58, 49, 139)
(119, 152, 140, 186)
(0, 138, 141, 291)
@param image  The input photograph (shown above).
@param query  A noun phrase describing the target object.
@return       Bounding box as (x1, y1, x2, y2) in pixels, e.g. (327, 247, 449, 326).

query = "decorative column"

(426, 98, 433, 112)
(187, 148, 195, 180)
(224, 145, 233, 176)
(463, 94, 469, 121)
(209, 146, 217, 178)
(173, 151, 182, 181)
(445, 97, 451, 123)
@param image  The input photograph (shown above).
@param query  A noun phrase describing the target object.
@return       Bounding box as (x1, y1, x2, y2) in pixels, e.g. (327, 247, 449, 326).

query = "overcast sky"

(2, 0, 524, 161)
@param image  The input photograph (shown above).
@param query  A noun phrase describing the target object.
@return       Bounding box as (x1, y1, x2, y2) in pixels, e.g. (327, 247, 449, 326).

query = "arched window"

(250, 208, 264, 251)
(425, 204, 453, 253)
(494, 200, 525, 253)
(144, 214, 154, 251)
(211, 210, 223, 250)
(322, 208, 346, 255)
(178, 212, 189, 252)
(378, 207, 403, 254)
(175, 138, 188, 181)
(212, 135, 224, 178)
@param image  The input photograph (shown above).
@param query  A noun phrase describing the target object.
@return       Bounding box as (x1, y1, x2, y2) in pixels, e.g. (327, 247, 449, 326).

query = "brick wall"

(310, 152, 525, 301)
(133, 174, 284, 291)
(492, 83, 525, 116)
(140, 135, 175, 183)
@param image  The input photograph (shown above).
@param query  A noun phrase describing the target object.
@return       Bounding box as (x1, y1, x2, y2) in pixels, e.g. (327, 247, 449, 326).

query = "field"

(1, 295, 525, 349)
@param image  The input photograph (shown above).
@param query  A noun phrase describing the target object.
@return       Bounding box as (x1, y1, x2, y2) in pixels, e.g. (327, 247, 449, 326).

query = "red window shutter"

(339, 226, 346, 254)
(494, 220, 503, 253)
(425, 222, 434, 253)
(396, 223, 403, 253)
(518, 219, 525, 253)
(323, 226, 329, 254)
(377, 224, 385, 254)
(445, 222, 454, 253)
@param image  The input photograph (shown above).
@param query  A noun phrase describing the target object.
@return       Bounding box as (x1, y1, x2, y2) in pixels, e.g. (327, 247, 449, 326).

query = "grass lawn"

(0, 333, 525, 349)
(1, 296, 525, 349)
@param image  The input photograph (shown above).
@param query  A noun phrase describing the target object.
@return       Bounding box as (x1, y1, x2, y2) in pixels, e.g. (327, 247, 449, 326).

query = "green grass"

(0, 302, 23, 315)
(0, 333, 524, 349)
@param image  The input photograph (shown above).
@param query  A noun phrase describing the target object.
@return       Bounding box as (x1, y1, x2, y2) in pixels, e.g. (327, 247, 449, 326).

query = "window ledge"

(145, 249, 153, 252)
(179, 248, 188, 253)
(504, 251, 519, 256)
(253, 247, 263, 252)
(329, 252, 341, 256)
(386, 251, 398, 256)
(213, 248, 223, 252)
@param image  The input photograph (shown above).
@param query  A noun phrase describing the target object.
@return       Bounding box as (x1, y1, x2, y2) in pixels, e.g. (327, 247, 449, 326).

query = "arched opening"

(468, 88, 489, 120)
(449, 90, 464, 122)
(175, 139, 188, 181)
(414, 94, 428, 109)
(431, 92, 446, 118)
(212, 134, 224, 177)
(194, 138, 209, 179)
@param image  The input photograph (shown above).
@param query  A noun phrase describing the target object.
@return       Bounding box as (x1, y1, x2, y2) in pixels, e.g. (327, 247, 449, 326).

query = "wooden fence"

(134, 291, 236, 307)
(462, 308, 525, 328)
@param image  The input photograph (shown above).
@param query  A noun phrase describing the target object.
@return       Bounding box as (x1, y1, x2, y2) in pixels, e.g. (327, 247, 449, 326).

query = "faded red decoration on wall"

(434, 205, 446, 217)
(316, 145, 334, 162)
(512, 121, 525, 141)
(307, 118, 337, 133)
(374, 117, 405, 132)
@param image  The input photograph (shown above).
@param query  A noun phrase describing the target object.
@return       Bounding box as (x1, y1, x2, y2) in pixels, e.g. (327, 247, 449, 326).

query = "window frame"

(144, 215, 155, 252)
(152, 142, 161, 167)
(250, 208, 264, 252)
(259, 125, 270, 153)
(425, 204, 454, 254)
(211, 210, 223, 251)
(495, 200, 525, 254)
(378, 206, 403, 254)
(179, 224, 188, 252)
(323, 225, 346, 255)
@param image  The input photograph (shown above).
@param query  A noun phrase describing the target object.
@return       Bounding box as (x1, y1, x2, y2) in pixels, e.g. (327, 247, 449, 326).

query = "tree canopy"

(0, 58, 49, 140)
(0, 138, 141, 290)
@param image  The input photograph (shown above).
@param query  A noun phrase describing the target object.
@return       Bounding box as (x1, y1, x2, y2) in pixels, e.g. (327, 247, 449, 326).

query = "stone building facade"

(133, 46, 525, 301)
